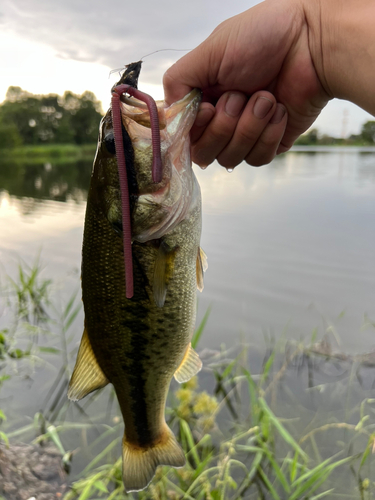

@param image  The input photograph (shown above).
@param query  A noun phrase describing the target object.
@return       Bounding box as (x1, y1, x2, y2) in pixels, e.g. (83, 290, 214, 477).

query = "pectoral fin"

(153, 241, 178, 308)
(68, 328, 109, 401)
(174, 343, 202, 383)
(196, 247, 208, 292)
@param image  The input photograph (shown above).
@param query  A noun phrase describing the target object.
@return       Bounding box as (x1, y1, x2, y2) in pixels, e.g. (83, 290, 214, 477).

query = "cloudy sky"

(0, 0, 373, 137)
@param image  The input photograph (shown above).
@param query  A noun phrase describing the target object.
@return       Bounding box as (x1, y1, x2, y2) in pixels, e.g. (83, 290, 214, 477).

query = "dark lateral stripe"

(128, 323, 152, 446)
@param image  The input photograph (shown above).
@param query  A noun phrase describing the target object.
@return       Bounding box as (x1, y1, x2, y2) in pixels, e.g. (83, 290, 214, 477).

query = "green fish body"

(68, 76, 206, 492)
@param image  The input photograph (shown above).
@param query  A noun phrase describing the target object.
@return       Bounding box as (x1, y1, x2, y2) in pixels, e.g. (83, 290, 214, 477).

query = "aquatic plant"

(62, 339, 375, 499)
(1, 261, 375, 498)
(0, 257, 52, 447)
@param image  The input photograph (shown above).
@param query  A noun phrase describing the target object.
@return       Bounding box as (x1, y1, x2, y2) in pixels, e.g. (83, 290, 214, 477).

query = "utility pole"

(340, 108, 349, 139)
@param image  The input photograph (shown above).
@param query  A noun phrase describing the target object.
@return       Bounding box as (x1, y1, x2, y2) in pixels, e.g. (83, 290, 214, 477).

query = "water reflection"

(196, 150, 375, 219)
(0, 150, 374, 494)
(194, 151, 375, 356)
(0, 150, 374, 355)
(0, 159, 91, 204)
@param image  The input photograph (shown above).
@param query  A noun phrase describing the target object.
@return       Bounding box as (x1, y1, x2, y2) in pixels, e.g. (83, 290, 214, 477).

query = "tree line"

(295, 121, 375, 146)
(0, 87, 104, 149)
(1, 86, 374, 149)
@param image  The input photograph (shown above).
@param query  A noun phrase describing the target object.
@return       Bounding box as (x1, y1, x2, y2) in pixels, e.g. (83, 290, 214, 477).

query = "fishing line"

(108, 49, 191, 78)
(109, 67, 125, 77)
(140, 48, 191, 60)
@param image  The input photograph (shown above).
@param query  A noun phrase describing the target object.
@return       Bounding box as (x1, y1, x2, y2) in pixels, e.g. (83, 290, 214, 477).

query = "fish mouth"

(120, 88, 201, 134)
(119, 89, 201, 243)
(114, 61, 143, 90)
(119, 88, 201, 195)
(109, 61, 200, 296)
(112, 62, 201, 194)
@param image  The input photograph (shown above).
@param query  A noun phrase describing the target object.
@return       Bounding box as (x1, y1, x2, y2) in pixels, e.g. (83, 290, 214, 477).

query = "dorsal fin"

(68, 328, 109, 401)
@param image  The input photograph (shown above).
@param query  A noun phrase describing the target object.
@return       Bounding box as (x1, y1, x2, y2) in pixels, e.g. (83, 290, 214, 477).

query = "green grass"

(61, 347, 373, 500)
(1, 260, 375, 499)
(0, 143, 97, 163)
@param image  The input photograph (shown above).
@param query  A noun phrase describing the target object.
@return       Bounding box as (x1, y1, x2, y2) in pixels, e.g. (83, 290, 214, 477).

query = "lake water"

(1, 149, 374, 353)
(1, 148, 375, 495)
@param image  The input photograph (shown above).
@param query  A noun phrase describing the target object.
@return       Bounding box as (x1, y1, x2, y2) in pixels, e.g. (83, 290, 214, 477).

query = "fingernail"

(225, 93, 246, 117)
(253, 96, 273, 119)
(270, 104, 286, 124)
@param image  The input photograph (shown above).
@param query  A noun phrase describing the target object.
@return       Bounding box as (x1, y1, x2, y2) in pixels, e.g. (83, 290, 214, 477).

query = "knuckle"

(255, 126, 285, 155)
(278, 141, 292, 153)
(211, 18, 230, 36)
(235, 126, 259, 145)
(162, 70, 175, 89)
(217, 154, 242, 169)
(254, 90, 275, 103)
(246, 152, 274, 167)
(192, 146, 215, 169)
(206, 123, 233, 144)
(258, 128, 281, 148)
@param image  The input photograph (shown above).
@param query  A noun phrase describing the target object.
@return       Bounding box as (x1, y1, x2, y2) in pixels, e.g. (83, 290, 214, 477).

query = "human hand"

(188, 90, 288, 168)
(163, 0, 330, 168)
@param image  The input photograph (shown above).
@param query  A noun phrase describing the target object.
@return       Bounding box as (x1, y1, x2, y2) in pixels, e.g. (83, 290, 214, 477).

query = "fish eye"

(104, 132, 116, 155)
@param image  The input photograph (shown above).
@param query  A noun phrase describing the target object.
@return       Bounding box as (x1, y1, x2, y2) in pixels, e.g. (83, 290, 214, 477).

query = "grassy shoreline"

(1, 262, 375, 499)
(0, 143, 97, 163)
(0, 144, 374, 169)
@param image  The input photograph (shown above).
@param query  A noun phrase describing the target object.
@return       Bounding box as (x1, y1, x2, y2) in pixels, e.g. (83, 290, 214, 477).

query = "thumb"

(163, 63, 192, 106)
(163, 37, 222, 105)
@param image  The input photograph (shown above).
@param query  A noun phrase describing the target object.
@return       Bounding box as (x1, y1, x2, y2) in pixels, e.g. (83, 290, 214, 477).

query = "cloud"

(1, 0, 258, 85)
(0, 0, 372, 136)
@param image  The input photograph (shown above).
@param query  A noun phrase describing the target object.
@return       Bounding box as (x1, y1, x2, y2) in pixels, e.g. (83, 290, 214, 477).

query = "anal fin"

(68, 327, 109, 401)
(174, 343, 202, 383)
(196, 247, 208, 292)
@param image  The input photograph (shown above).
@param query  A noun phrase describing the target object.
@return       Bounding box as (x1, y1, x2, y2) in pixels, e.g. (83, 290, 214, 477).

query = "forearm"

(303, 0, 375, 115)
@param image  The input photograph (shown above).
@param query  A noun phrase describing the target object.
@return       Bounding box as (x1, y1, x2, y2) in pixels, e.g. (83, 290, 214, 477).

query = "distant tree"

(0, 122, 23, 149)
(294, 128, 319, 145)
(360, 121, 375, 144)
(0, 87, 103, 147)
(317, 134, 336, 145)
(61, 91, 103, 144)
(0, 88, 45, 144)
(5, 86, 33, 103)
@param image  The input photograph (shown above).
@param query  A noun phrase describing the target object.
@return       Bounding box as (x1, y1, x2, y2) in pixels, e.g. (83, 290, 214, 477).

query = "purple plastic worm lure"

(111, 84, 163, 299)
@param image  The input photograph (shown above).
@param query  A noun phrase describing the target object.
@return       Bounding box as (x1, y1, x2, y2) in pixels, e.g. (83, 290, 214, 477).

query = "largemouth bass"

(68, 62, 206, 492)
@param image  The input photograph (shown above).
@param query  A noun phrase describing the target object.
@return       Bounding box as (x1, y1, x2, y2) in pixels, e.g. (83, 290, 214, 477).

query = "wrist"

(302, 0, 375, 114)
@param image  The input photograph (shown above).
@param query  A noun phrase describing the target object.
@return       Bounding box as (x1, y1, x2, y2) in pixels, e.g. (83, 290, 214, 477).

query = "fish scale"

(68, 63, 205, 492)
(82, 192, 199, 445)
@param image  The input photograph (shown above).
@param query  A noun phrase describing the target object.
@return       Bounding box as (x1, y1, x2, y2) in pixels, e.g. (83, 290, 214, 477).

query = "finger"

(216, 91, 278, 168)
(245, 104, 288, 166)
(276, 118, 303, 154)
(163, 38, 224, 105)
(163, 41, 221, 105)
(275, 98, 324, 154)
(163, 68, 193, 106)
(277, 142, 292, 154)
(191, 92, 248, 168)
(190, 103, 215, 144)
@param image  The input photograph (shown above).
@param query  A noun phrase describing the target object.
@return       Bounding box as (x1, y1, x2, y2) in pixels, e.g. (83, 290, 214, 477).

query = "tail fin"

(122, 425, 185, 492)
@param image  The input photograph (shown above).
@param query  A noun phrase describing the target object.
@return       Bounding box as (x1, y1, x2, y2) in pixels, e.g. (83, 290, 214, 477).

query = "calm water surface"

(2, 150, 373, 351)
(0, 149, 375, 493)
